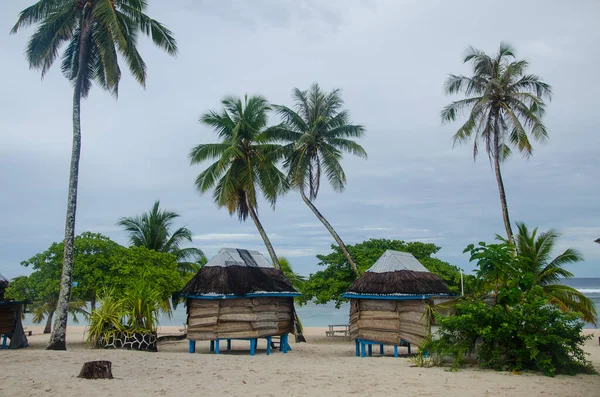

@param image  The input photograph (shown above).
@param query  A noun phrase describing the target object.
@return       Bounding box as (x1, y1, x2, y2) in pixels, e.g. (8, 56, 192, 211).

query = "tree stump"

(78, 360, 114, 379)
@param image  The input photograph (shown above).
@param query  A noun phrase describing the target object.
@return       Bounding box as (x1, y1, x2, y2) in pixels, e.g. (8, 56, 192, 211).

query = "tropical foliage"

(299, 239, 472, 307)
(190, 95, 288, 268)
(423, 227, 597, 376)
(118, 200, 205, 275)
(442, 43, 551, 243)
(12, 0, 177, 350)
(267, 84, 366, 274)
(279, 257, 306, 292)
(501, 222, 597, 324)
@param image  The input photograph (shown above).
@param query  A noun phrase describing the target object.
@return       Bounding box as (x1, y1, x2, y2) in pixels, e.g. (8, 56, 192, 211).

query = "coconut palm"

(442, 43, 552, 244)
(11, 0, 177, 350)
(278, 257, 306, 291)
(268, 84, 366, 275)
(500, 222, 597, 325)
(117, 201, 205, 274)
(30, 297, 88, 334)
(190, 95, 288, 268)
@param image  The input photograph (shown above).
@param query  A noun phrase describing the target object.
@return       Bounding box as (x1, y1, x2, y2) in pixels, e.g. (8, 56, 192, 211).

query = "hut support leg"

(407, 344, 411, 355)
(1, 335, 6, 349)
(394, 345, 398, 358)
(250, 338, 256, 356)
(227, 339, 231, 351)
(368, 344, 372, 356)
(380, 344, 384, 355)
(361, 342, 366, 358)
(210, 340, 214, 352)
(281, 334, 289, 354)
(215, 340, 220, 354)
(188, 340, 196, 354)
(266, 336, 271, 355)
(355, 340, 360, 356)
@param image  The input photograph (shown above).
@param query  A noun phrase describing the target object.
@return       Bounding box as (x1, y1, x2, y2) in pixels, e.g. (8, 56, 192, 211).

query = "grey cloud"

(1, 0, 599, 279)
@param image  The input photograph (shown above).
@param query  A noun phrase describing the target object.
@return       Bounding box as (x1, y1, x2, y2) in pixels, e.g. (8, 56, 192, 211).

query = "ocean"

(22, 278, 600, 329)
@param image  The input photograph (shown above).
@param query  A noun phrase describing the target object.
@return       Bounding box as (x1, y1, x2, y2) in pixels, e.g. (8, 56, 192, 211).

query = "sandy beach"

(0, 326, 598, 397)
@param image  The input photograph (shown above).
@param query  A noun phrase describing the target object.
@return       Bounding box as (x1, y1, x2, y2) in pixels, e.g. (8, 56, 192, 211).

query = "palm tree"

(11, 0, 177, 350)
(442, 43, 552, 244)
(268, 84, 367, 275)
(190, 95, 288, 268)
(278, 257, 306, 291)
(30, 296, 88, 334)
(501, 222, 597, 325)
(118, 201, 205, 274)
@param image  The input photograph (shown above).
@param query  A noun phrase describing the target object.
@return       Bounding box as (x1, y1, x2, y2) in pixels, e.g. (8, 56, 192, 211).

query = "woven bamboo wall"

(186, 297, 294, 340)
(349, 299, 429, 346)
(0, 304, 17, 335)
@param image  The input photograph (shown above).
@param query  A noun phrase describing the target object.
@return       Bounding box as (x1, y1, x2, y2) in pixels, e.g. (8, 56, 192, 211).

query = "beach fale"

(342, 250, 452, 357)
(177, 248, 300, 355)
(0, 274, 29, 349)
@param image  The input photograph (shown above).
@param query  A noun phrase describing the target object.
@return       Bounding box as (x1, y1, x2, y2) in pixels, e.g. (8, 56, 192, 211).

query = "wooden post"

(210, 340, 214, 352)
(188, 340, 195, 354)
(394, 345, 398, 358)
(215, 339, 220, 354)
(379, 344, 384, 355)
(250, 338, 255, 356)
(266, 336, 271, 355)
(227, 339, 231, 351)
(1, 335, 6, 349)
(355, 339, 360, 356)
(78, 361, 113, 379)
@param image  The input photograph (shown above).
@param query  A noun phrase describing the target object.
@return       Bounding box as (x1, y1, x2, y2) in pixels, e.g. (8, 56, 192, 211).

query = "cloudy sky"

(1, 0, 599, 279)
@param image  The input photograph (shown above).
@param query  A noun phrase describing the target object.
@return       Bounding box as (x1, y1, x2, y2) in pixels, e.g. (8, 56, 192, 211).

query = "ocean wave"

(576, 288, 600, 294)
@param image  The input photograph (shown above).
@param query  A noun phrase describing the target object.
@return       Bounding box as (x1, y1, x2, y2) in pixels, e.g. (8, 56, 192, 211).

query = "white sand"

(1, 326, 599, 397)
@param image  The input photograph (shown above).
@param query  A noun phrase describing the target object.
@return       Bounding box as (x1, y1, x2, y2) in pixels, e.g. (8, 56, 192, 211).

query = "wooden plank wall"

(187, 297, 294, 340)
(0, 305, 17, 335)
(349, 299, 429, 347)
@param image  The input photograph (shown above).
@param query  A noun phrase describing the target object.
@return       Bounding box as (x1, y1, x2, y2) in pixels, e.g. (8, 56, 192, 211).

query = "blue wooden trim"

(215, 339, 220, 354)
(380, 344, 384, 355)
(368, 344, 372, 356)
(1, 335, 7, 349)
(342, 293, 455, 300)
(227, 339, 231, 351)
(266, 336, 272, 355)
(188, 340, 196, 353)
(356, 338, 411, 358)
(361, 342, 366, 358)
(250, 338, 256, 356)
(394, 345, 398, 358)
(355, 340, 360, 357)
(210, 340, 215, 352)
(0, 301, 28, 306)
(178, 292, 301, 300)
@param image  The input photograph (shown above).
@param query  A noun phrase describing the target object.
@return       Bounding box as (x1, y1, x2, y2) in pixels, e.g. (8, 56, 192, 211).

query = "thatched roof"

(179, 248, 300, 298)
(344, 250, 452, 299)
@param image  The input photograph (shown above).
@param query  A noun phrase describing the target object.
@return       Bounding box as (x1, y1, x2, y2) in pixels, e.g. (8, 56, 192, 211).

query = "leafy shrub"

(425, 287, 596, 376)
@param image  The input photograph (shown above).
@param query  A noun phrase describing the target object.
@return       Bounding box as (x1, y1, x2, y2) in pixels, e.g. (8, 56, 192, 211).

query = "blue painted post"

(1, 335, 7, 349)
(355, 340, 360, 356)
(188, 340, 196, 354)
(215, 339, 220, 354)
(250, 338, 256, 356)
(280, 334, 289, 354)
(379, 344, 384, 355)
(394, 345, 398, 358)
(407, 343, 411, 355)
(361, 342, 366, 358)
(227, 339, 231, 351)
(368, 344, 372, 356)
(210, 340, 215, 352)
(423, 350, 429, 358)
(266, 336, 272, 355)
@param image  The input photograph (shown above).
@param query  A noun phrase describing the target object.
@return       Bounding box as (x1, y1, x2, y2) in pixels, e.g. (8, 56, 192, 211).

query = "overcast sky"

(1, 0, 599, 279)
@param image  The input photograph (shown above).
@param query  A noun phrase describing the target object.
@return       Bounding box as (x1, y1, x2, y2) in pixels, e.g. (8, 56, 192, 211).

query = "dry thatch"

(348, 270, 451, 296)
(0, 274, 8, 301)
(179, 248, 298, 298)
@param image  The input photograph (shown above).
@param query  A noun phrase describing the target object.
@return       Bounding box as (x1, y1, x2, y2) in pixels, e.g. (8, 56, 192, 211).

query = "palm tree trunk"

(300, 190, 360, 276)
(47, 20, 91, 351)
(493, 116, 514, 245)
(245, 196, 281, 269)
(43, 310, 54, 334)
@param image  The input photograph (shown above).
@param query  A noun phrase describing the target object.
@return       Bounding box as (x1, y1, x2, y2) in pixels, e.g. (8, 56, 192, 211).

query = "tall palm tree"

(268, 84, 366, 275)
(500, 222, 597, 325)
(11, 0, 177, 350)
(189, 95, 288, 268)
(117, 200, 205, 274)
(442, 43, 552, 244)
(278, 257, 306, 292)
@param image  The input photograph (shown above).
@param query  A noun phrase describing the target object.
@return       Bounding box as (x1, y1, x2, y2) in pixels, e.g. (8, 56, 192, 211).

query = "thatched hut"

(0, 274, 29, 349)
(342, 250, 452, 356)
(178, 248, 300, 355)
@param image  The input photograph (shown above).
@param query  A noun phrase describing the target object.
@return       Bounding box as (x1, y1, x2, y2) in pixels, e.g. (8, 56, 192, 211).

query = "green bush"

(425, 287, 596, 376)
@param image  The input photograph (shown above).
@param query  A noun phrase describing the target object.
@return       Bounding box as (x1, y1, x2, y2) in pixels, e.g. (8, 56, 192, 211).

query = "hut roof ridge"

(366, 250, 429, 273)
